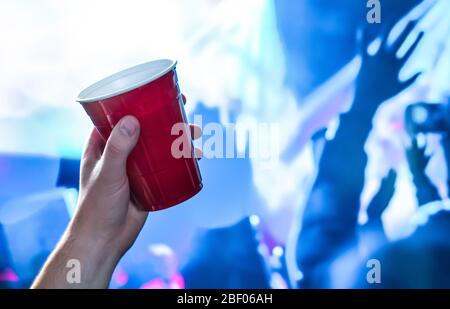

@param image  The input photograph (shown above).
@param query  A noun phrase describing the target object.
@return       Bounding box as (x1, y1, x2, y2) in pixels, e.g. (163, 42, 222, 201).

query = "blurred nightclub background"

(1, 0, 450, 288)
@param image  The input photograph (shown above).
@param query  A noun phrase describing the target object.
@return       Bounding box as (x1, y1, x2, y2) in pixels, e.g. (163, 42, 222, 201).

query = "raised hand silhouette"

(356, 20, 424, 109)
(405, 137, 441, 206)
(406, 138, 431, 177)
(366, 170, 397, 223)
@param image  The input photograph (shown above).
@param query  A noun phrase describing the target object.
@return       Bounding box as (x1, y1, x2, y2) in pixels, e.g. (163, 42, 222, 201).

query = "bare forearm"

(31, 228, 120, 289)
(318, 98, 377, 189)
(298, 99, 378, 271)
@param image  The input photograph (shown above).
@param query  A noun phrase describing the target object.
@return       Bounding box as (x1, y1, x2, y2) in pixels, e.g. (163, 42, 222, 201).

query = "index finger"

(81, 128, 106, 170)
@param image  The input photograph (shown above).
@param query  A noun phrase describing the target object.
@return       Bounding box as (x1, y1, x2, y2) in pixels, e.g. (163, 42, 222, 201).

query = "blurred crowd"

(295, 10, 450, 287)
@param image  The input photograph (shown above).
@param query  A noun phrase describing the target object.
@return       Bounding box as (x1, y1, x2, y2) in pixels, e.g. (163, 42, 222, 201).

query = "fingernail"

(120, 117, 137, 137)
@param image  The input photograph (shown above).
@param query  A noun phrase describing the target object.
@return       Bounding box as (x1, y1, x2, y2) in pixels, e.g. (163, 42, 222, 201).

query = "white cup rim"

(77, 59, 177, 104)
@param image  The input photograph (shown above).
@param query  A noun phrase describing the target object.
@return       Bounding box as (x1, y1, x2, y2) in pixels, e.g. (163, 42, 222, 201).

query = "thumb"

(402, 72, 422, 90)
(101, 116, 140, 182)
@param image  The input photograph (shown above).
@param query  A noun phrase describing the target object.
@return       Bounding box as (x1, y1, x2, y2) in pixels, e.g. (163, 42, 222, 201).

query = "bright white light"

(249, 214, 261, 227)
(272, 246, 284, 257)
(412, 106, 429, 124)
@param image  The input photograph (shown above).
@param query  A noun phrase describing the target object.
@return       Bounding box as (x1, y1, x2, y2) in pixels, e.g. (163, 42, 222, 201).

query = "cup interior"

(77, 59, 176, 103)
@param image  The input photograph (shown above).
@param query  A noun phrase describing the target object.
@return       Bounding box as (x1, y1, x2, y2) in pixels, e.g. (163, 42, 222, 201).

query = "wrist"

(64, 222, 121, 288)
(412, 172, 430, 185)
(338, 105, 375, 142)
(69, 200, 127, 261)
(352, 96, 380, 116)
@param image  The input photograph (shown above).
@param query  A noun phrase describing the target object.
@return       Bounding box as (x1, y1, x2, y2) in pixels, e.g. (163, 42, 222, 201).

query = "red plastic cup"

(77, 59, 202, 212)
